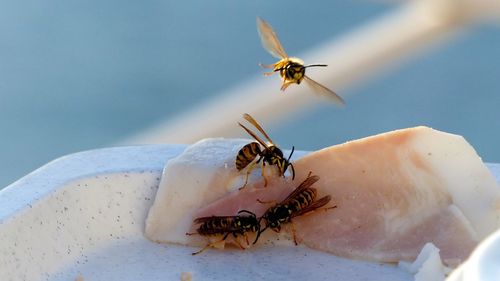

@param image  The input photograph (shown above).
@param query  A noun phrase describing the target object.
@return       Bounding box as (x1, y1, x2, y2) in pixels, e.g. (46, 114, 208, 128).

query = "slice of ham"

(193, 127, 500, 264)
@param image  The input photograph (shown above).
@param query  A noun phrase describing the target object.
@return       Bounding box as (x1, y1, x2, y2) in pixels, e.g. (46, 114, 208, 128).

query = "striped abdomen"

(264, 188, 317, 228)
(196, 215, 259, 236)
(196, 217, 236, 236)
(236, 142, 262, 171)
(286, 188, 317, 214)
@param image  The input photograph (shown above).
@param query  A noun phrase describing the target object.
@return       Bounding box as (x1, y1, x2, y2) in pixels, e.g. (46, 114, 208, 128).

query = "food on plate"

(145, 126, 500, 266)
(257, 16, 344, 104)
(186, 210, 261, 255)
(236, 113, 295, 188)
(194, 127, 500, 264)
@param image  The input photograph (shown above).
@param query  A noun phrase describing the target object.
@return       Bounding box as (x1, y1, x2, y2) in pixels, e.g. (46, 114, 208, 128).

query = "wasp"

(187, 210, 261, 255)
(236, 113, 295, 188)
(256, 173, 334, 245)
(256, 17, 345, 105)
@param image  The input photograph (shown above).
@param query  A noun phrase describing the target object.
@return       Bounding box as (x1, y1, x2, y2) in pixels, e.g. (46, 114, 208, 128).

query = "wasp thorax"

(263, 145, 283, 159)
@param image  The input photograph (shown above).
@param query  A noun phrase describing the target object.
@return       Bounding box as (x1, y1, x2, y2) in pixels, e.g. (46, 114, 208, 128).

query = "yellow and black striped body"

(190, 211, 261, 255)
(251, 175, 334, 245)
(235, 142, 262, 171)
(262, 187, 317, 231)
(194, 211, 260, 238)
(236, 113, 296, 187)
(236, 142, 293, 178)
(274, 58, 306, 85)
(257, 174, 332, 238)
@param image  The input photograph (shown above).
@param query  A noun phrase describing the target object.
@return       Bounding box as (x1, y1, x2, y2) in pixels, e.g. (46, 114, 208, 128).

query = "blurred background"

(1, 0, 499, 188)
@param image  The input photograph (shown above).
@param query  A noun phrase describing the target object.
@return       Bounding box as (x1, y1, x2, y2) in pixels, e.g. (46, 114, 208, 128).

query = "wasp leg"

(185, 232, 198, 236)
(232, 231, 249, 245)
(234, 236, 247, 250)
(262, 162, 269, 187)
(259, 63, 277, 76)
(280, 81, 294, 91)
(259, 62, 275, 69)
(243, 232, 250, 246)
(192, 239, 227, 255)
(229, 232, 247, 250)
(272, 225, 282, 233)
(192, 243, 214, 256)
(192, 233, 230, 256)
(256, 198, 277, 204)
(325, 206, 338, 212)
(315, 205, 338, 214)
(290, 222, 299, 246)
(239, 161, 258, 190)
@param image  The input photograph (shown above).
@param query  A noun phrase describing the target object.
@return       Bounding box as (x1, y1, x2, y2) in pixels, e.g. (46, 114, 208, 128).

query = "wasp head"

(237, 210, 260, 232)
(264, 146, 295, 179)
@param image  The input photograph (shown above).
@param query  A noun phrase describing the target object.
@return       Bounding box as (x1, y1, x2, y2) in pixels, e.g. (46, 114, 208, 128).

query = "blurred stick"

(124, 0, 500, 144)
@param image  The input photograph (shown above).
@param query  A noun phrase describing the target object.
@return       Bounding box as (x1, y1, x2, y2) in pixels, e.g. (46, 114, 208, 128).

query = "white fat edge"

(409, 127, 500, 240)
(399, 243, 451, 281)
(145, 138, 251, 244)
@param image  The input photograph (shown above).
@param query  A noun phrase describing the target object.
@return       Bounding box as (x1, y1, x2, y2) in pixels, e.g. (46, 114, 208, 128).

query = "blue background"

(1, 1, 499, 188)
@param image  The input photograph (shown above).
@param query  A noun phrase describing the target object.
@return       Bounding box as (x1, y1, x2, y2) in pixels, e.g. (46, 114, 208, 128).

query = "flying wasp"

(187, 210, 261, 255)
(257, 17, 345, 105)
(256, 173, 335, 245)
(236, 113, 295, 188)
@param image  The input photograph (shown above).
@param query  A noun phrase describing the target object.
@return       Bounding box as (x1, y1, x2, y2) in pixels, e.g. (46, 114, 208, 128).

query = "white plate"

(0, 145, 498, 281)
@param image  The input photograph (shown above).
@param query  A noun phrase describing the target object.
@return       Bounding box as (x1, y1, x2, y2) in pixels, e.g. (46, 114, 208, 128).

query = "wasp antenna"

(253, 225, 268, 244)
(238, 210, 256, 217)
(305, 64, 327, 68)
(287, 146, 295, 162)
(286, 146, 296, 180)
(253, 217, 265, 244)
(289, 163, 296, 180)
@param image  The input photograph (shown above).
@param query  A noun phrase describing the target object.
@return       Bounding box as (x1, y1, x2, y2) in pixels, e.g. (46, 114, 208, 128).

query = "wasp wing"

(291, 195, 333, 218)
(243, 113, 274, 145)
(257, 17, 288, 59)
(193, 215, 235, 224)
(238, 122, 270, 149)
(282, 174, 320, 203)
(303, 75, 345, 106)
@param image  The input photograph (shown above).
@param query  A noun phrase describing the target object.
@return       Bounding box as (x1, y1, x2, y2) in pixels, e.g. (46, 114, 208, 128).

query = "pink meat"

(196, 127, 500, 264)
